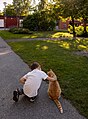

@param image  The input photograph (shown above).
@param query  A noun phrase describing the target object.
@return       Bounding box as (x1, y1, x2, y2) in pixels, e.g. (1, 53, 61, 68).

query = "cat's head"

(47, 69, 55, 77)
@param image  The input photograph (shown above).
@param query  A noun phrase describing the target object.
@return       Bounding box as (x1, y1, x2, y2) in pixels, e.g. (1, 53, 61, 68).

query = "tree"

(0, 10, 3, 15)
(38, 0, 48, 10)
(5, 4, 16, 16)
(77, 0, 88, 35)
(13, 0, 32, 27)
(59, 0, 78, 38)
(13, 0, 32, 16)
(47, 1, 62, 26)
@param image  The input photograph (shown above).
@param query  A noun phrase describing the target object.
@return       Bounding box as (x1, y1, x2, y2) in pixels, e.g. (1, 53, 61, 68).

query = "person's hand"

(53, 75, 57, 80)
(19, 78, 26, 84)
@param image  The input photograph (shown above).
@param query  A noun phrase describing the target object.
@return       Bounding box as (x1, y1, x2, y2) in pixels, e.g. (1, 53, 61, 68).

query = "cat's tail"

(54, 99, 63, 113)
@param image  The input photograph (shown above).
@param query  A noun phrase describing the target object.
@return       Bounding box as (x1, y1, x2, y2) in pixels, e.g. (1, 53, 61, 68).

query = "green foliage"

(54, 0, 88, 37)
(5, 4, 16, 16)
(77, 0, 88, 18)
(68, 25, 88, 37)
(9, 27, 32, 34)
(68, 25, 73, 34)
(0, 10, 3, 15)
(23, 11, 56, 31)
(59, 0, 78, 18)
(38, 0, 48, 10)
(23, 13, 39, 31)
(13, 0, 31, 16)
(75, 25, 84, 36)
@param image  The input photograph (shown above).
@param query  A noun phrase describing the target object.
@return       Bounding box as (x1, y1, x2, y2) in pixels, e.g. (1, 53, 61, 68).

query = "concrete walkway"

(0, 37, 86, 119)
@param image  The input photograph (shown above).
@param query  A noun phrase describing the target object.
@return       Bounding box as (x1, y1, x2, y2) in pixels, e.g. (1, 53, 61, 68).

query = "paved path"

(6, 37, 68, 43)
(0, 37, 86, 119)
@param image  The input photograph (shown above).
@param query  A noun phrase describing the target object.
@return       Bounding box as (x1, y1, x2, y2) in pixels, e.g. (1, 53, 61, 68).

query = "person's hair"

(30, 62, 40, 70)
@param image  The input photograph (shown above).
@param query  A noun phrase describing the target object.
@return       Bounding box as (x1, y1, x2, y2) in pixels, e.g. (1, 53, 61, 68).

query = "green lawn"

(8, 39, 88, 118)
(0, 30, 72, 40)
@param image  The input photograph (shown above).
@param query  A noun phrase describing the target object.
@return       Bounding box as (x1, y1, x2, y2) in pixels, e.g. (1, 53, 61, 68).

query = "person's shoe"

(13, 90, 19, 102)
(29, 98, 35, 102)
(29, 96, 36, 102)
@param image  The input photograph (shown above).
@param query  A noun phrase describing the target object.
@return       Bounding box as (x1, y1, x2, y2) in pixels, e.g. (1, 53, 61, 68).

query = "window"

(0, 19, 4, 27)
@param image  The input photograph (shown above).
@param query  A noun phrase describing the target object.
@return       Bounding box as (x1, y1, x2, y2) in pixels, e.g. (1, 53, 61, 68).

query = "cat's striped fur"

(47, 69, 63, 113)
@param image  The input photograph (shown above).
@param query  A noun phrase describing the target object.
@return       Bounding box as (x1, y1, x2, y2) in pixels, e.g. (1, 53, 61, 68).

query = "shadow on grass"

(0, 30, 72, 40)
(46, 38, 88, 52)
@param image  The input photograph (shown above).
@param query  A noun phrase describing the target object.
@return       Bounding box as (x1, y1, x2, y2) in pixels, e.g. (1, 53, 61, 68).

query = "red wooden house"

(0, 16, 23, 28)
(58, 19, 82, 30)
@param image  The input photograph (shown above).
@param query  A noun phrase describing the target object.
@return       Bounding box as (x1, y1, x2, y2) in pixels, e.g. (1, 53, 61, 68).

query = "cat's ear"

(50, 69, 52, 71)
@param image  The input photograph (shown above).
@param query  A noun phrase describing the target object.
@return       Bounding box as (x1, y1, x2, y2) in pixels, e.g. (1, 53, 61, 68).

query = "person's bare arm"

(19, 77, 27, 84)
(46, 76, 57, 81)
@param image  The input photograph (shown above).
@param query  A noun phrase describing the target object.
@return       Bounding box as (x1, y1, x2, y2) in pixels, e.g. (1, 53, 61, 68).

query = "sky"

(0, 0, 39, 12)
(0, 0, 13, 11)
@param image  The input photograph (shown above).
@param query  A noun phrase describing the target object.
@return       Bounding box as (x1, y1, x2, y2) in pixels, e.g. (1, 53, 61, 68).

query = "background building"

(0, 16, 23, 28)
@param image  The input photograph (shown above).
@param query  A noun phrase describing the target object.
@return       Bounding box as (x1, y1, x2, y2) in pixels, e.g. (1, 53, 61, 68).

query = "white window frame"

(0, 19, 4, 27)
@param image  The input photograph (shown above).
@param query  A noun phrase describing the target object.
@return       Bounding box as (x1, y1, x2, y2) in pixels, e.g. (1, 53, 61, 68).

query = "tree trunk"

(83, 18, 87, 35)
(71, 16, 76, 39)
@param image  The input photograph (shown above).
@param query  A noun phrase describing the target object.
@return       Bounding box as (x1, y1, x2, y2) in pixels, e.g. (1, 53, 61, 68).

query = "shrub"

(68, 25, 73, 34)
(75, 26, 84, 36)
(9, 27, 33, 34)
(68, 25, 88, 37)
(23, 11, 56, 31)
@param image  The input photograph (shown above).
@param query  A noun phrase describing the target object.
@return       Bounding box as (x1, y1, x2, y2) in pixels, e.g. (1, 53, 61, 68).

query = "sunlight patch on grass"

(46, 38, 88, 51)
(20, 34, 38, 38)
(46, 40, 52, 43)
(21, 36, 30, 38)
(41, 46, 48, 50)
(58, 41, 70, 49)
(46, 40, 70, 49)
(36, 44, 48, 50)
(36, 44, 40, 49)
(75, 38, 81, 43)
(52, 32, 72, 38)
(78, 45, 88, 50)
(31, 36, 38, 38)
(46, 39, 59, 44)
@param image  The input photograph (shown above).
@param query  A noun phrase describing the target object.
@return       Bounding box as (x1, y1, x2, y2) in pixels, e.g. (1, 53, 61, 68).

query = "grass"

(0, 30, 88, 118)
(0, 30, 72, 40)
(8, 38, 88, 118)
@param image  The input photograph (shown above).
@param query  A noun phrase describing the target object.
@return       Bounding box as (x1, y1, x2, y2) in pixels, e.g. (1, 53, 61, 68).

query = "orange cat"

(47, 69, 63, 113)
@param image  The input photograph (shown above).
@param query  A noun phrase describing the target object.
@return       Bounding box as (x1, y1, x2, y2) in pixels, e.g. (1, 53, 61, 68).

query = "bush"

(76, 26, 88, 37)
(68, 25, 73, 34)
(68, 25, 88, 37)
(23, 11, 56, 31)
(75, 26, 84, 36)
(9, 27, 33, 34)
